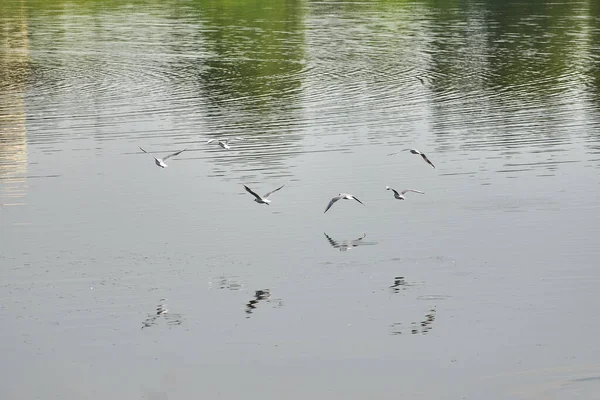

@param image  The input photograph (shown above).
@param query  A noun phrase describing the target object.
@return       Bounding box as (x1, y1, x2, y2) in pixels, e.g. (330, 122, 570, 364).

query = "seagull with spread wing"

(386, 186, 425, 200)
(138, 146, 186, 168)
(388, 148, 435, 168)
(244, 184, 285, 205)
(207, 137, 245, 150)
(403, 148, 435, 168)
(324, 193, 365, 213)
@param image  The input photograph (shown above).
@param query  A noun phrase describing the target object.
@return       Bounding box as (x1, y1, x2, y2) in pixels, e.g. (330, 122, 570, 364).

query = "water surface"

(2, 0, 600, 399)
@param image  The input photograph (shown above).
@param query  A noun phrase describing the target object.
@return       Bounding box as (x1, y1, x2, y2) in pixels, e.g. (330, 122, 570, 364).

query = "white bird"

(324, 193, 365, 213)
(207, 139, 232, 149)
(386, 186, 425, 200)
(207, 137, 245, 150)
(139, 146, 186, 168)
(244, 184, 285, 205)
(388, 148, 436, 169)
(403, 148, 435, 168)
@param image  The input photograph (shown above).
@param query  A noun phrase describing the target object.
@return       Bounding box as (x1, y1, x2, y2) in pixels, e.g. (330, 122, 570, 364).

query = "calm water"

(2, 0, 600, 399)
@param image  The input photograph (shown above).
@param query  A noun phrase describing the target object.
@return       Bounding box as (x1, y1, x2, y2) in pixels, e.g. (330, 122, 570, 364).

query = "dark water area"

(2, 0, 600, 399)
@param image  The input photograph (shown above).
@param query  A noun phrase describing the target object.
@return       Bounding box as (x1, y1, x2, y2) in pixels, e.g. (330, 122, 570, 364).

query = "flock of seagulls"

(135, 142, 436, 322)
(138, 143, 435, 211)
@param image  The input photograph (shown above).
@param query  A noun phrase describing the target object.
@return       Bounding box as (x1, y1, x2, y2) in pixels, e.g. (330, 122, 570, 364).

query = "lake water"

(2, 0, 600, 399)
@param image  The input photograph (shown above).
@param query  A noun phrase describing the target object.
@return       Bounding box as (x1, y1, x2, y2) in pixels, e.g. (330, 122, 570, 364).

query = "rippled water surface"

(2, 0, 600, 399)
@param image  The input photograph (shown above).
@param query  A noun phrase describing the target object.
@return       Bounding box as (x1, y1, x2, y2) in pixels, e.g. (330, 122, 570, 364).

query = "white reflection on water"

(323, 232, 377, 252)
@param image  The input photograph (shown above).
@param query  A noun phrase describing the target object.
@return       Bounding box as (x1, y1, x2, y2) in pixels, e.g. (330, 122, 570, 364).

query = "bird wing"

(351, 196, 365, 206)
(401, 189, 425, 195)
(139, 146, 160, 161)
(420, 153, 435, 168)
(324, 233, 339, 248)
(352, 233, 367, 244)
(324, 196, 342, 213)
(139, 146, 154, 157)
(163, 148, 186, 161)
(389, 187, 400, 197)
(206, 139, 217, 144)
(244, 185, 263, 201)
(263, 184, 285, 199)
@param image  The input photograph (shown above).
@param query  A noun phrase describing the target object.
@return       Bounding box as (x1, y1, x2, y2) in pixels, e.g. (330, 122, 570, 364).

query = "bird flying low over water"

(244, 184, 285, 205)
(386, 186, 425, 200)
(324, 193, 365, 213)
(403, 148, 435, 168)
(388, 148, 435, 169)
(138, 146, 186, 168)
(207, 137, 245, 150)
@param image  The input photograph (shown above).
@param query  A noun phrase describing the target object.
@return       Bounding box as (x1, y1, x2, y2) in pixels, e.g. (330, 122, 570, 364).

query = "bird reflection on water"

(209, 275, 243, 291)
(323, 232, 377, 252)
(141, 299, 184, 329)
(389, 306, 436, 336)
(389, 276, 408, 293)
(245, 289, 270, 316)
(245, 289, 283, 317)
(389, 276, 421, 294)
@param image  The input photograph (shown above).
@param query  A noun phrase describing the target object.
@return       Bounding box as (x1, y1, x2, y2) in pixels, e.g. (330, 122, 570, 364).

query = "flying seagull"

(244, 184, 285, 205)
(403, 148, 435, 168)
(386, 186, 425, 200)
(139, 146, 186, 168)
(324, 193, 365, 213)
(207, 137, 245, 150)
(388, 148, 435, 168)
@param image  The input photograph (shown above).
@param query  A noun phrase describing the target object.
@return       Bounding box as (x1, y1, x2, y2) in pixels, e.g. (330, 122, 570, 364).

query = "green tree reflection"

(196, 0, 306, 139)
(421, 0, 599, 152)
(0, 0, 30, 199)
